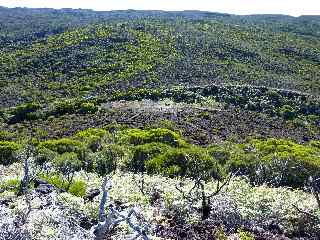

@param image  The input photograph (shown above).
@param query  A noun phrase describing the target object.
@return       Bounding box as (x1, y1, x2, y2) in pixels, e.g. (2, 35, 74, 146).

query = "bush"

(68, 180, 86, 197)
(34, 148, 58, 168)
(0, 141, 20, 165)
(76, 128, 107, 139)
(91, 144, 126, 176)
(76, 128, 108, 152)
(279, 105, 297, 120)
(0, 178, 20, 194)
(8, 102, 41, 123)
(79, 102, 98, 114)
(146, 146, 222, 180)
(228, 138, 320, 187)
(123, 128, 186, 147)
(41, 174, 86, 197)
(52, 99, 77, 116)
(207, 144, 231, 165)
(0, 131, 15, 141)
(53, 152, 82, 190)
(38, 138, 83, 154)
(238, 229, 255, 240)
(129, 142, 171, 173)
(42, 174, 67, 190)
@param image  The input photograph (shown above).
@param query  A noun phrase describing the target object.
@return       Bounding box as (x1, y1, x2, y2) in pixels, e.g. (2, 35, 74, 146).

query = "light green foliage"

(238, 229, 255, 240)
(129, 142, 171, 173)
(38, 138, 83, 154)
(146, 146, 222, 180)
(0, 130, 15, 141)
(214, 227, 228, 240)
(76, 128, 108, 152)
(310, 140, 320, 149)
(76, 128, 107, 139)
(122, 128, 186, 147)
(0, 178, 20, 194)
(53, 152, 82, 189)
(42, 174, 67, 190)
(68, 180, 87, 197)
(51, 99, 77, 115)
(79, 102, 98, 114)
(42, 174, 86, 197)
(228, 138, 320, 187)
(0, 141, 20, 165)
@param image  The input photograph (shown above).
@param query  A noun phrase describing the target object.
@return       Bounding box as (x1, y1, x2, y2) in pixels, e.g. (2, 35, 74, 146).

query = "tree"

(53, 152, 82, 190)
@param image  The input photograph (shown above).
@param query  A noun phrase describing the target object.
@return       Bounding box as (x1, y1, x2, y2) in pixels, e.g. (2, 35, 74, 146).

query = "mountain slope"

(0, 8, 320, 108)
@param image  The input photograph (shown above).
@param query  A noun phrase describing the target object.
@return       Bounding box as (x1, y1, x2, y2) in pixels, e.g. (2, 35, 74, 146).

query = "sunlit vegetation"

(0, 7, 320, 240)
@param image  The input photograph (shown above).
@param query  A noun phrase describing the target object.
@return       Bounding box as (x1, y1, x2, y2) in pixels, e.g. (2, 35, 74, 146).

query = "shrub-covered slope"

(0, 8, 320, 108)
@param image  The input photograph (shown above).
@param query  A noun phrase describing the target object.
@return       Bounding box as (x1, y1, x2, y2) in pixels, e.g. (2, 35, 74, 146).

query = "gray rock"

(33, 178, 49, 188)
(84, 189, 100, 202)
(35, 184, 55, 194)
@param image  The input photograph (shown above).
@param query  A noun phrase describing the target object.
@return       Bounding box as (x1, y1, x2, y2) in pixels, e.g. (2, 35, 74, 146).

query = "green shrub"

(0, 141, 20, 165)
(76, 128, 107, 139)
(76, 128, 108, 152)
(0, 131, 15, 141)
(279, 105, 297, 120)
(146, 146, 222, 180)
(38, 138, 83, 154)
(34, 148, 58, 167)
(228, 138, 320, 187)
(207, 144, 231, 165)
(310, 141, 320, 149)
(214, 227, 228, 240)
(42, 174, 67, 190)
(123, 128, 186, 147)
(238, 229, 255, 240)
(9, 102, 41, 123)
(68, 180, 86, 197)
(79, 102, 98, 114)
(129, 143, 171, 173)
(53, 152, 82, 190)
(52, 99, 77, 115)
(91, 144, 126, 176)
(0, 178, 20, 194)
(41, 174, 86, 197)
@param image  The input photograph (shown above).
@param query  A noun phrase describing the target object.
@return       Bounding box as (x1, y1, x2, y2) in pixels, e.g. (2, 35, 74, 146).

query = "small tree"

(146, 146, 230, 220)
(176, 148, 231, 220)
(92, 144, 125, 176)
(53, 152, 82, 190)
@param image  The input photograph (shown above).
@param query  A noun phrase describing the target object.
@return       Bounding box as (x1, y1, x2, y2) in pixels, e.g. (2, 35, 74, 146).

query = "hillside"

(0, 7, 320, 240)
(1, 7, 320, 108)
